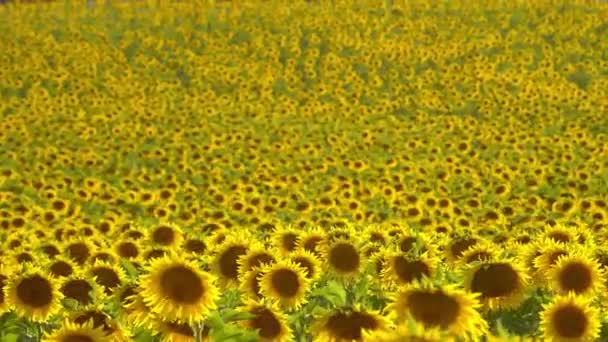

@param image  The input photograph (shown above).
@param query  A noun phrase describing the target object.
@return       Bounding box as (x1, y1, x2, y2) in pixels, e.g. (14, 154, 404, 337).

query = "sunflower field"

(1, 0, 608, 341)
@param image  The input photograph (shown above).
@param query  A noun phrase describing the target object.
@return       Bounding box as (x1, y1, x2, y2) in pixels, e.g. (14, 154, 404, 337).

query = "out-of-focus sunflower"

(42, 320, 108, 342)
(457, 242, 496, 267)
(5, 266, 63, 322)
(46, 256, 77, 279)
(122, 293, 156, 329)
(211, 234, 251, 288)
(148, 222, 184, 248)
(380, 252, 436, 290)
(540, 293, 600, 342)
(290, 249, 323, 282)
(462, 257, 530, 311)
(386, 280, 487, 341)
(362, 321, 452, 342)
(237, 243, 277, 276)
(445, 234, 480, 264)
(70, 305, 130, 341)
(296, 227, 326, 257)
(151, 318, 211, 342)
(271, 224, 302, 256)
(320, 237, 364, 281)
(139, 254, 218, 324)
(547, 252, 605, 297)
(239, 267, 266, 301)
(259, 260, 310, 310)
(88, 260, 127, 296)
(0, 264, 13, 315)
(239, 298, 292, 342)
(312, 304, 391, 342)
(533, 239, 575, 281)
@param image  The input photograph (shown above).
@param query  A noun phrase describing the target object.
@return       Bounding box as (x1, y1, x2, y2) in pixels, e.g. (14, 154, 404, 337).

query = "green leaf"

(311, 280, 347, 308)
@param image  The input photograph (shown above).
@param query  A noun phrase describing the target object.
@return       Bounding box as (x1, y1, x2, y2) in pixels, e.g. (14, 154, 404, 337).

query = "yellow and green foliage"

(0, 0, 608, 341)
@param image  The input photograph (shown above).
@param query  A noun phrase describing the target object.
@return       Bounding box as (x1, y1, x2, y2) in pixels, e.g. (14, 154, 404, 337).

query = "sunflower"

(47, 256, 77, 279)
(42, 320, 108, 342)
(239, 298, 292, 342)
(312, 304, 391, 342)
(88, 260, 127, 295)
(60, 272, 104, 307)
(139, 255, 218, 324)
(462, 257, 530, 311)
(296, 227, 326, 257)
(70, 306, 130, 341)
(547, 253, 605, 297)
(271, 224, 301, 256)
(239, 266, 266, 301)
(290, 249, 323, 282)
(321, 237, 364, 281)
(152, 318, 210, 342)
(0, 264, 13, 315)
(63, 238, 96, 266)
(122, 293, 156, 328)
(457, 242, 496, 267)
(148, 222, 184, 248)
(540, 293, 600, 342)
(362, 321, 451, 342)
(533, 239, 575, 281)
(259, 260, 310, 310)
(445, 235, 480, 264)
(5, 266, 63, 322)
(386, 280, 487, 341)
(380, 252, 436, 290)
(211, 235, 251, 288)
(237, 243, 277, 276)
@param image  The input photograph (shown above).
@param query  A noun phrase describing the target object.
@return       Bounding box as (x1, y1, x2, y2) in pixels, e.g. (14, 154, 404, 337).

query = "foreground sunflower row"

(1, 0, 608, 340)
(1, 219, 608, 341)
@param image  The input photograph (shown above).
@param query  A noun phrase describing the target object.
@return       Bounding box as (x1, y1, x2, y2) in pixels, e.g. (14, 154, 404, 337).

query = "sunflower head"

(321, 237, 364, 281)
(259, 260, 311, 310)
(148, 222, 184, 248)
(211, 234, 251, 288)
(380, 252, 436, 291)
(313, 304, 391, 342)
(139, 255, 219, 324)
(240, 298, 292, 342)
(5, 266, 64, 322)
(547, 252, 605, 296)
(463, 257, 530, 311)
(43, 319, 109, 342)
(540, 293, 600, 342)
(387, 280, 487, 341)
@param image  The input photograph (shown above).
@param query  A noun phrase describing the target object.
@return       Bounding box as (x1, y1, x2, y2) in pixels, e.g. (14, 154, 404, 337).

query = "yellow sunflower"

(362, 321, 452, 342)
(296, 226, 327, 257)
(239, 267, 266, 301)
(533, 239, 575, 281)
(312, 304, 391, 342)
(237, 243, 277, 276)
(462, 257, 530, 311)
(42, 320, 108, 342)
(151, 318, 210, 342)
(0, 264, 13, 315)
(259, 260, 311, 310)
(148, 222, 184, 248)
(70, 305, 130, 341)
(239, 298, 292, 342)
(386, 280, 487, 341)
(540, 293, 600, 342)
(139, 254, 219, 324)
(5, 266, 63, 322)
(122, 293, 156, 329)
(320, 237, 364, 281)
(88, 260, 127, 296)
(290, 249, 323, 282)
(211, 234, 251, 288)
(547, 253, 605, 297)
(271, 224, 302, 256)
(380, 252, 436, 291)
